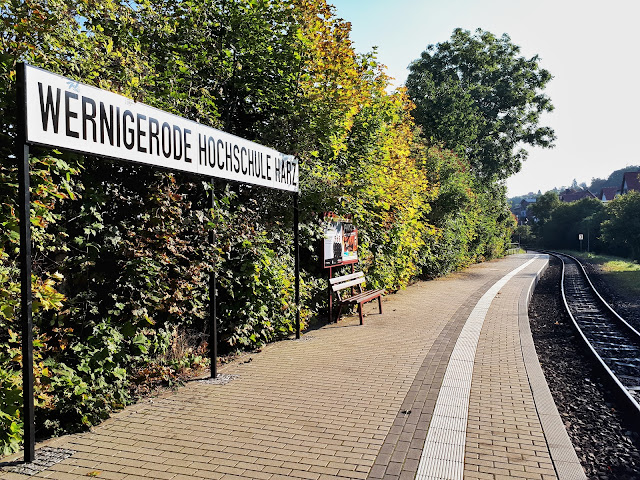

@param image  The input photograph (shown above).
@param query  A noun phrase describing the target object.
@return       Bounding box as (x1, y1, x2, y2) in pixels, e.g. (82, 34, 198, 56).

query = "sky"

(329, 0, 640, 197)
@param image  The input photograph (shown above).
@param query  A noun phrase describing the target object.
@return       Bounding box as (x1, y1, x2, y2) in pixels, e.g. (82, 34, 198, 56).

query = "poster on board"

(322, 213, 358, 267)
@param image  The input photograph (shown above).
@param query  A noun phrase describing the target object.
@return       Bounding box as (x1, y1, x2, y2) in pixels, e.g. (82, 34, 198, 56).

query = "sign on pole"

(23, 64, 298, 191)
(18, 63, 301, 463)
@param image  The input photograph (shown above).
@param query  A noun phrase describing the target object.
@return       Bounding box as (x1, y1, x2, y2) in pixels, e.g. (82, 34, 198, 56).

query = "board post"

(209, 183, 218, 378)
(17, 62, 35, 463)
(294, 193, 300, 339)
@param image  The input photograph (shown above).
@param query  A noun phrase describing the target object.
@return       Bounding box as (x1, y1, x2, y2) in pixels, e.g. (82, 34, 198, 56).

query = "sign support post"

(294, 193, 300, 339)
(578, 233, 584, 252)
(17, 63, 300, 456)
(209, 183, 218, 378)
(17, 62, 36, 463)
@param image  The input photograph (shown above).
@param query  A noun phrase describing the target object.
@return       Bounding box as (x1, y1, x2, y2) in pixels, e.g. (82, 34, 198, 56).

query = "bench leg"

(358, 303, 363, 325)
(336, 304, 343, 323)
(378, 295, 382, 314)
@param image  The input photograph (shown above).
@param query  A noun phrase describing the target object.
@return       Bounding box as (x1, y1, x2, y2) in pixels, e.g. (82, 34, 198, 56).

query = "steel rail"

(545, 251, 640, 429)
(563, 252, 640, 339)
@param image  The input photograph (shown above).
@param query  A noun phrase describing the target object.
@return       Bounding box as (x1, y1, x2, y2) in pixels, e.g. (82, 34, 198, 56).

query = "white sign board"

(23, 64, 298, 192)
(578, 233, 584, 240)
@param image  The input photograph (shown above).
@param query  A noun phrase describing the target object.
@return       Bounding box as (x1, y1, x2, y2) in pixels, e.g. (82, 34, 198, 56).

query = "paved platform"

(1, 254, 586, 480)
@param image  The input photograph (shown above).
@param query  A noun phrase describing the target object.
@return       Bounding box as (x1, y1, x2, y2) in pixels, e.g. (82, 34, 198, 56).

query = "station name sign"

(23, 64, 298, 192)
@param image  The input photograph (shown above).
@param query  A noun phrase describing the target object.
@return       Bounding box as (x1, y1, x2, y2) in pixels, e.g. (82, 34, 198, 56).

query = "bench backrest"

(330, 271, 365, 292)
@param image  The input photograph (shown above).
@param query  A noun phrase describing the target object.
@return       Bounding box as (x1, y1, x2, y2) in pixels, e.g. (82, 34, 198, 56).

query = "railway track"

(547, 251, 640, 425)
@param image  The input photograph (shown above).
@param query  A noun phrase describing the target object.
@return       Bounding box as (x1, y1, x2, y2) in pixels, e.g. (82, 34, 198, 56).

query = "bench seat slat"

(341, 289, 384, 304)
(332, 277, 365, 292)
(329, 271, 364, 284)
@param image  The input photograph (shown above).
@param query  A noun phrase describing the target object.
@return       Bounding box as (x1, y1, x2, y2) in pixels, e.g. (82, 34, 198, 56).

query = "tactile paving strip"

(415, 257, 538, 480)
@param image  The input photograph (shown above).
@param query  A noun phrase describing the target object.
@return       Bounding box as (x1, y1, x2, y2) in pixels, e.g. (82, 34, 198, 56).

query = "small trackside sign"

(23, 64, 299, 192)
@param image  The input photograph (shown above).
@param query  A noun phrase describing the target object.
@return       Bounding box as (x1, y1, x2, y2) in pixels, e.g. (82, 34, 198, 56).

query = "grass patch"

(563, 250, 640, 297)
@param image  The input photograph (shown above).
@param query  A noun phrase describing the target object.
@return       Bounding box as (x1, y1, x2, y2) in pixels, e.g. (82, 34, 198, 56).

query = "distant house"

(598, 187, 618, 203)
(559, 189, 597, 203)
(620, 171, 640, 194)
(518, 198, 537, 224)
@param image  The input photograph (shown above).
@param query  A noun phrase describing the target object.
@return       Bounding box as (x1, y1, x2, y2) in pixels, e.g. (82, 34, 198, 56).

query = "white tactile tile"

(427, 413, 468, 433)
(415, 256, 540, 480)
(436, 387, 470, 407)
(416, 456, 464, 480)
(425, 440, 465, 464)
(426, 427, 467, 447)
(436, 404, 468, 421)
(440, 376, 472, 390)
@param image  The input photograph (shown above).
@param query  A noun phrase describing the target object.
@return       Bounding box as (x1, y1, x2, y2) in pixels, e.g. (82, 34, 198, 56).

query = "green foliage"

(587, 165, 640, 194)
(39, 320, 151, 435)
(512, 224, 535, 247)
(518, 188, 640, 262)
(542, 198, 605, 251)
(1, 0, 86, 445)
(419, 147, 479, 276)
(418, 147, 513, 277)
(406, 28, 555, 182)
(528, 190, 561, 239)
(529, 191, 560, 223)
(336, 79, 436, 290)
(0, 0, 519, 455)
(0, 356, 23, 456)
(601, 192, 640, 261)
(210, 188, 314, 347)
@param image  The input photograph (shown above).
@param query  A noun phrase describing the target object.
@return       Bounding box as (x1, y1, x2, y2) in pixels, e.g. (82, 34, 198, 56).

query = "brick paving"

(0, 254, 584, 480)
(366, 276, 499, 480)
(464, 260, 557, 480)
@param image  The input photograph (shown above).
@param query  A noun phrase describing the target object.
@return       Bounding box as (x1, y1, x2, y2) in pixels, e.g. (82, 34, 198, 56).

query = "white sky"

(329, 0, 640, 197)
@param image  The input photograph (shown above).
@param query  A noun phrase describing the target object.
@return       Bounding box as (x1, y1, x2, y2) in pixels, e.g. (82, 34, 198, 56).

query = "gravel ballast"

(529, 258, 640, 479)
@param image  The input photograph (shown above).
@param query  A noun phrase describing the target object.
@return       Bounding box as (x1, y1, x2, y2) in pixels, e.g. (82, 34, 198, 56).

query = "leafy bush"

(0, 0, 518, 455)
(601, 192, 640, 261)
(541, 198, 605, 251)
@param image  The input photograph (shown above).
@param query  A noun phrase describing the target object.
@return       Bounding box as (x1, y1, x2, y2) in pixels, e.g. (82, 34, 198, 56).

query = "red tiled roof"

(599, 187, 618, 201)
(559, 190, 596, 202)
(622, 171, 640, 193)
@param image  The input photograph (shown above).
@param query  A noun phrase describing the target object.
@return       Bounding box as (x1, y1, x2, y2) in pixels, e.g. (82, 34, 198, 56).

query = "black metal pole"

(209, 183, 217, 378)
(17, 62, 35, 463)
(328, 267, 333, 323)
(294, 192, 300, 339)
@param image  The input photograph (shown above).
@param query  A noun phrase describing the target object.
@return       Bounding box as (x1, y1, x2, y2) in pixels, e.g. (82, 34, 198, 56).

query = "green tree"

(601, 192, 640, 261)
(588, 165, 640, 194)
(418, 146, 512, 277)
(406, 28, 555, 182)
(513, 224, 535, 247)
(0, 0, 532, 455)
(542, 198, 605, 251)
(529, 190, 560, 237)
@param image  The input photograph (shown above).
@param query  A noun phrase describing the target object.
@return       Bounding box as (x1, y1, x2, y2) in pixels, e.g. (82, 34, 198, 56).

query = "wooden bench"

(330, 272, 384, 324)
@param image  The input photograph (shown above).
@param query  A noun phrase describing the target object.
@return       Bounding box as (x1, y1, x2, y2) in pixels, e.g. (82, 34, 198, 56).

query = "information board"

(322, 213, 358, 267)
